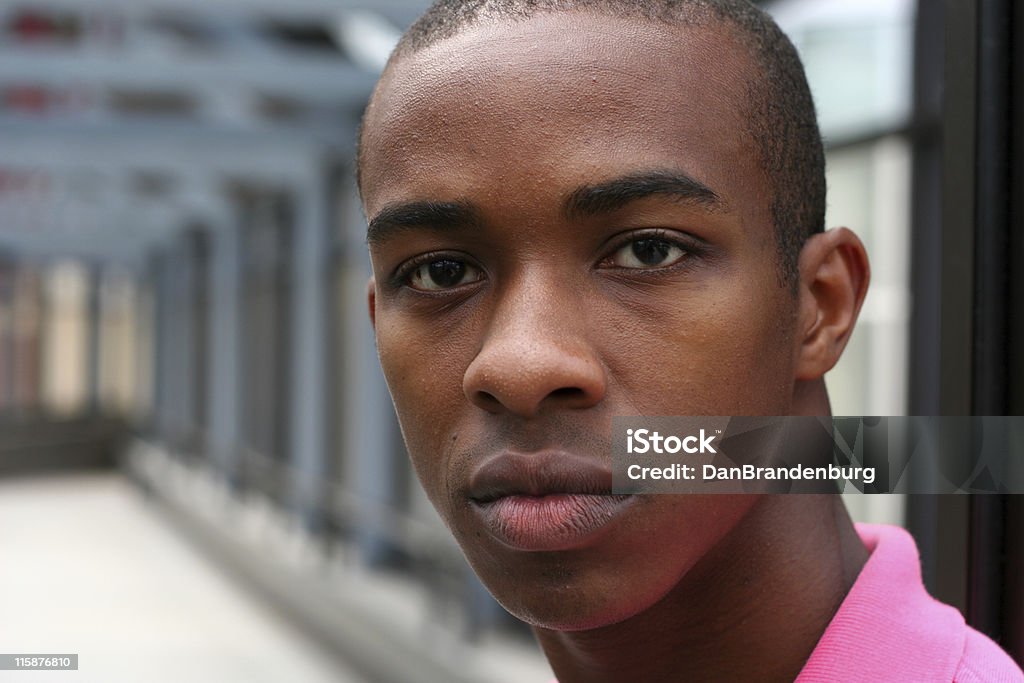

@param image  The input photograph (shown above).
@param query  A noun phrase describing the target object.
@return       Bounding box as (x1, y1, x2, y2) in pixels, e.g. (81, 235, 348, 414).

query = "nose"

(462, 279, 607, 417)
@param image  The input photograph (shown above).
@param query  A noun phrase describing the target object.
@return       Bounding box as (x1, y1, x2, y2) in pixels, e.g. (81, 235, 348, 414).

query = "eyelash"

(391, 229, 701, 292)
(599, 228, 698, 270)
(390, 251, 483, 292)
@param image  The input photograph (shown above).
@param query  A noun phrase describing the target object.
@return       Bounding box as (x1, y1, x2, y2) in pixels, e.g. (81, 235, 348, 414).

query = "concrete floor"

(0, 473, 367, 683)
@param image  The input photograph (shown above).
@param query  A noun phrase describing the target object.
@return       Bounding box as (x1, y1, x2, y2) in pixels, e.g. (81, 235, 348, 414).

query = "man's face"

(361, 13, 802, 630)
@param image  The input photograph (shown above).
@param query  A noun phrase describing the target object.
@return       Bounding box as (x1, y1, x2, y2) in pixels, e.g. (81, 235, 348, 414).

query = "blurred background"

(0, 0, 1021, 681)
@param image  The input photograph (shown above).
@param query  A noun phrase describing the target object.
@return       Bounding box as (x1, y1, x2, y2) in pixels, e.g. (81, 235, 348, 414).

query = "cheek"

(600, 281, 795, 414)
(375, 317, 474, 505)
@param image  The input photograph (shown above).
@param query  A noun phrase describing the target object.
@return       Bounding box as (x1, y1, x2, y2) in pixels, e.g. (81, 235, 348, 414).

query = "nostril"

(549, 387, 585, 401)
(475, 391, 504, 411)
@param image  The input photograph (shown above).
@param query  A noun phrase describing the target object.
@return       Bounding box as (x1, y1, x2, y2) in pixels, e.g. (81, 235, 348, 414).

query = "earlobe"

(366, 277, 377, 329)
(794, 228, 870, 381)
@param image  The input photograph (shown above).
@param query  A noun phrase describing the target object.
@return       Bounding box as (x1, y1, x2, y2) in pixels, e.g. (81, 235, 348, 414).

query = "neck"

(534, 494, 868, 683)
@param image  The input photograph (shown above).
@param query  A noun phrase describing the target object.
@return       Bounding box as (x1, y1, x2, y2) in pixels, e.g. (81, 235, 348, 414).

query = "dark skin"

(360, 12, 871, 683)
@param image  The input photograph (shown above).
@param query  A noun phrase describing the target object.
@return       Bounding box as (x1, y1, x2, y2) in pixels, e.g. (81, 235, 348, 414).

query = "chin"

(501, 587, 657, 632)
(464, 549, 682, 633)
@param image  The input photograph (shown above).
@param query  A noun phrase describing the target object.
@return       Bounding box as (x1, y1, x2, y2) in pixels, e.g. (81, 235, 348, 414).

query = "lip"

(467, 451, 636, 551)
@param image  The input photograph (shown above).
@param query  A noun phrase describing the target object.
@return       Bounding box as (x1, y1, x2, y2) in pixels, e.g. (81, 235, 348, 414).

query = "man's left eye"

(607, 238, 687, 269)
(407, 258, 483, 291)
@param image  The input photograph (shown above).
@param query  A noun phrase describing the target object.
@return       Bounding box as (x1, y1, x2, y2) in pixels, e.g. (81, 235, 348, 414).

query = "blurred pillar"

(152, 251, 172, 441)
(336, 174, 404, 565)
(208, 216, 242, 486)
(155, 237, 196, 450)
(916, 0, 1022, 662)
(166, 241, 187, 446)
(186, 227, 210, 452)
(85, 264, 102, 415)
(173, 234, 198, 452)
(13, 268, 44, 412)
(288, 169, 330, 531)
(905, 0, 950, 606)
(41, 262, 89, 416)
(134, 267, 156, 427)
(0, 261, 14, 412)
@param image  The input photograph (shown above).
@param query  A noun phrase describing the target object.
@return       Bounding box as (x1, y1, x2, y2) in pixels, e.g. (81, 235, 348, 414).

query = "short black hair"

(358, 0, 824, 289)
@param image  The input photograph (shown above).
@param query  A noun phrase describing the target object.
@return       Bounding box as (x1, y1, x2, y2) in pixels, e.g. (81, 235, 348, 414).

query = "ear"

(794, 228, 870, 380)
(366, 277, 377, 329)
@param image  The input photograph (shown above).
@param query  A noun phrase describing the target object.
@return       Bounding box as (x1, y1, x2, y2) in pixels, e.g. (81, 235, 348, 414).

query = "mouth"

(467, 451, 636, 551)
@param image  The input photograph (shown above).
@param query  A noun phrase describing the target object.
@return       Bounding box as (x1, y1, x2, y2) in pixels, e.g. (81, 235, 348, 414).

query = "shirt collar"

(795, 522, 965, 682)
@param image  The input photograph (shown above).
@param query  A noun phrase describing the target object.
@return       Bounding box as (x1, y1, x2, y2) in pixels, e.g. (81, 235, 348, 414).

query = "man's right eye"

(406, 258, 483, 291)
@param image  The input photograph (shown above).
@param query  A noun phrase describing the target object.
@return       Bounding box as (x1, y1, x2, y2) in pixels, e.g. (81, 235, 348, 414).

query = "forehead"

(361, 12, 767, 222)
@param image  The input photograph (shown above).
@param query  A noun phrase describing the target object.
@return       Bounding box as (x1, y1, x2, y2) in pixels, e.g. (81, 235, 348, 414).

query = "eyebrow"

(365, 170, 725, 244)
(366, 200, 480, 246)
(563, 170, 726, 219)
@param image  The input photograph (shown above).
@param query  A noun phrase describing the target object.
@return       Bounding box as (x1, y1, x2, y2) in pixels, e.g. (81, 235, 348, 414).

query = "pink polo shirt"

(549, 523, 1023, 682)
(795, 523, 1023, 682)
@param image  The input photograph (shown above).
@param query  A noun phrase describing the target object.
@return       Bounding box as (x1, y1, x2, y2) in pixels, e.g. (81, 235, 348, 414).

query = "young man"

(357, 1, 1024, 680)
